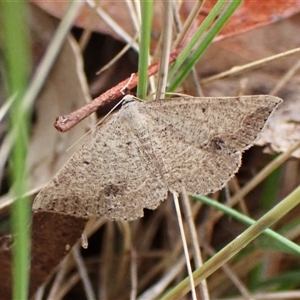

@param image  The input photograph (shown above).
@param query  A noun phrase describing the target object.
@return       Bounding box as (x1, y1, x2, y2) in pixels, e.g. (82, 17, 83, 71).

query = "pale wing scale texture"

(134, 95, 281, 194)
(33, 112, 169, 220)
(33, 95, 282, 220)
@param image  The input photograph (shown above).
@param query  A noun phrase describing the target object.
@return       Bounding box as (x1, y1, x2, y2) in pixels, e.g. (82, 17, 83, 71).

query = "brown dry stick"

(54, 48, 182, 132)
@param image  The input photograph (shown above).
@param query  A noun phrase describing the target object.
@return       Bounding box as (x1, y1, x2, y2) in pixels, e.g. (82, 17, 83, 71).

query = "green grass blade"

(168, 0, 243, 92)
(191, 194, 300, 255)
(168, 0, 226, 81)
(1, 2, 32, 299)
(161, 186, 300, 299)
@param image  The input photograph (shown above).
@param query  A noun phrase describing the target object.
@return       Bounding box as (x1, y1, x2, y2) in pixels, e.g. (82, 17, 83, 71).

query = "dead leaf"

(256, 97, 300, 158)
(27, 11, 92, 188)
(32, 0, 300, 47)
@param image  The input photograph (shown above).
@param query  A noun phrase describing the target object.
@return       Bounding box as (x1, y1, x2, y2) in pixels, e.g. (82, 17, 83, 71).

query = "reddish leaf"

(32, 0, 300, 43)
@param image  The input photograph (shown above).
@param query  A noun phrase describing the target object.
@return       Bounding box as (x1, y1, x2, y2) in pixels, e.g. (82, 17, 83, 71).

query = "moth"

(33, 95, 282, 220)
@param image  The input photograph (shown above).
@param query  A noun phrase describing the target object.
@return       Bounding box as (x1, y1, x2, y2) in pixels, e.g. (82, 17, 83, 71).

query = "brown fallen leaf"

(256, 97, 300, 158)
(27, 33, 92, 187)
(32, 0, 300, 46)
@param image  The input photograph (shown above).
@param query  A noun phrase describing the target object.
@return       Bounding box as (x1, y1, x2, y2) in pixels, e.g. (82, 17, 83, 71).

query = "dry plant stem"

(173, 0, 205, 48)
(201, 47, 300, 84)
(171, 1, 204, 97)
(237, 78, 248, 96)
(0, 1, 83, 179)
(138, 256, 169, 292)
(0, 128, 15, 181)
(115, 222, 132, 291)
(139, 239, 186, 291)
(83, 216, 106, 238)
(171, 1, 182, 34)
(132, 0, 141, 23)
(270, 58, 300, 95)
(85, 0, 139, 52)
(78, 3, 99, 51)
(46, 255, 71, 300)
(124, 0, 140, 32)
(96, 34, 138, 75)
(55, 273, 80, 300)
(218, 265, 253, 300)
(119, 220, 132, 250)
(138, 209, 163, 250)
(202, 243, 253, 300)
(190, 68, 204, 96)
(137, 209, 181, 290)
(228, 140, 300, 208)
(285, 217, 300, 242)
(211, 140, 300, 224)
(173, 191, 197, 300)
(155, 0, 173, 100)
(0, 183, 45, 213)
(78, 25, 93, 51)
(22, 2, 83, 111)
(180, 189, 202, 267)
(0, 94, 15, 123)
(130, 248, 138, 300)
(180, 187, 210, 300)
(98, 222, 114, 299)
(54, 49, 181, 132)
(73, 246, 96, 300)
(229, 178, 250, 216)
(162, 186, 300, 299)
(137, 256, 186, 300)
(231, 250, 263, 277)
(239, 291, 300, 300)
(35, 284, 45, 300)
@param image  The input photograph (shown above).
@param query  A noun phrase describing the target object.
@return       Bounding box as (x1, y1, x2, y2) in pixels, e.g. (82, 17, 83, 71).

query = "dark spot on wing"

(104, 184, 120, 197)
(211, 137, 225, 151)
